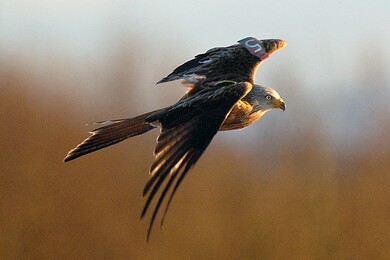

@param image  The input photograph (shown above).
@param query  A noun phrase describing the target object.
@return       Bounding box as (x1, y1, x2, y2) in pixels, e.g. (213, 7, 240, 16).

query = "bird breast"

(220, 100, 266, 131)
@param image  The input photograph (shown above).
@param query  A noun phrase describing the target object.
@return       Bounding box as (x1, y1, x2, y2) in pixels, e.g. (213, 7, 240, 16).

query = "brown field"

(0, 52, 389, 259)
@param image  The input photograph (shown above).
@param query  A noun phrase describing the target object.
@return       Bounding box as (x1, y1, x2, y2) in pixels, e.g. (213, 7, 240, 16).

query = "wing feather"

(141, 81, 252, 240)
(157, 38, 286, 86)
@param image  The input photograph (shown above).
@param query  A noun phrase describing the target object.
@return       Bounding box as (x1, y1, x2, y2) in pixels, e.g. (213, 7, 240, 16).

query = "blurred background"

(1, 0, 389, 259)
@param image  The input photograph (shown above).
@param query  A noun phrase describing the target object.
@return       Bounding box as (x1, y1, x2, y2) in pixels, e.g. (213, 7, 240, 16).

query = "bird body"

(221, 84, 284, 130)
(64, 37, 287, 240)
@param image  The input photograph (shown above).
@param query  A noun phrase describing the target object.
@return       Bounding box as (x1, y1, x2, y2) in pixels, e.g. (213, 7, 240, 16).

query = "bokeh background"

(1, 1, 389, 259)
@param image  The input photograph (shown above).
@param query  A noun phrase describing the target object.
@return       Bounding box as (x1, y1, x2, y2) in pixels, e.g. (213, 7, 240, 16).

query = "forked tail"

(64, 110, 161, 162)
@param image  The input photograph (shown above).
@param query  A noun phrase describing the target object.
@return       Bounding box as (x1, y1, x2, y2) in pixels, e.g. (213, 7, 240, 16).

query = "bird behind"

(64, 37, 287, 240)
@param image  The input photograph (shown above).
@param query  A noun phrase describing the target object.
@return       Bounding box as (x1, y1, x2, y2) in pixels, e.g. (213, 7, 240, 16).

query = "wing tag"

(238, 37, 269, 60)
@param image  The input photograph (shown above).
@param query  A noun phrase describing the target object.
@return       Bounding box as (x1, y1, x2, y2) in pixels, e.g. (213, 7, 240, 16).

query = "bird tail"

(64, 110, 162, 162)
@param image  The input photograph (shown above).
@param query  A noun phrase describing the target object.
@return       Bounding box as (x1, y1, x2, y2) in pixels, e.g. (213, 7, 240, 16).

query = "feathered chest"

(220, 100, 266, 131)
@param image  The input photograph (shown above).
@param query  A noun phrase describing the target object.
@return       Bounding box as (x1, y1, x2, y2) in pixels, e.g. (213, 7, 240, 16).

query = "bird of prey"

(64, 37, 286, 240)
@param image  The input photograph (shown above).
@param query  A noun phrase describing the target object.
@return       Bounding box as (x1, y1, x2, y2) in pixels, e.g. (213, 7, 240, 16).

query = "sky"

(1, 0, 389, 150)
(1, 0, 389, 86)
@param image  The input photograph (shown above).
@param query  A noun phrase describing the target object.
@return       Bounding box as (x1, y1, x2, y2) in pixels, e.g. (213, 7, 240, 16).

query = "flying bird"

(158, 37, 285, 86)
(64, 37, 287, 240)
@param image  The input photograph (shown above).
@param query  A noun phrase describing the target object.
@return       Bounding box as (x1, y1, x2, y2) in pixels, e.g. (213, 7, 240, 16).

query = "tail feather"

(64, 110, 161, 162)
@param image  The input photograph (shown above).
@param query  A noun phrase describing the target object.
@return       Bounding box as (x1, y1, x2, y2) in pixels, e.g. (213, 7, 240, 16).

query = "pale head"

(249, 84, 285, 112)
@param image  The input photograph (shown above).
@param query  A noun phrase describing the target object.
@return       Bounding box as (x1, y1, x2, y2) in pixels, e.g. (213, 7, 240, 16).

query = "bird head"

(264, 87, 285, 111)
(264, 87, 286, 111)
(252, 85, 285, 111)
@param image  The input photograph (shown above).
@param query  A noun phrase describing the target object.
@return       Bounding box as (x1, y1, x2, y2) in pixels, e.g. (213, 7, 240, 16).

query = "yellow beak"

(276, 98, 285, 111)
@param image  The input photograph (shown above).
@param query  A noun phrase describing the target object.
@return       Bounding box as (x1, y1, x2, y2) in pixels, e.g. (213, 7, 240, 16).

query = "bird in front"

(64, 37, 287, 240)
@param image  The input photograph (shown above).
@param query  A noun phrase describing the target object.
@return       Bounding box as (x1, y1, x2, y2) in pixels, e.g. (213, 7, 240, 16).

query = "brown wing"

(157, 37, 286, 85)
(140, 81, 252, 240)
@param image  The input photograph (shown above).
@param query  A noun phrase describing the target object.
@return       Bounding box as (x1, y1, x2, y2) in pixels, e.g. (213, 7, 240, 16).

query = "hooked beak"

(277, 98, 286, 111)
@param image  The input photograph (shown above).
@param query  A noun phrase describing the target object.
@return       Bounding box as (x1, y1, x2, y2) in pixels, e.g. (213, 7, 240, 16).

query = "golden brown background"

(1, 48, 389, 259)
(1, 1, 390, 259)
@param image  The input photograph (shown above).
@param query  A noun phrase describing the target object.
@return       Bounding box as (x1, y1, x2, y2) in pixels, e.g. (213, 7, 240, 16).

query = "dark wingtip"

(140, 203, 147, 219)
(142, 188, 148, 197)
(63, 154, 73, 162)
(63, 149, 79, 162)
(264, 39, 287, 56)
(146, 230, 152, 243)
(156, 78, 167, 84)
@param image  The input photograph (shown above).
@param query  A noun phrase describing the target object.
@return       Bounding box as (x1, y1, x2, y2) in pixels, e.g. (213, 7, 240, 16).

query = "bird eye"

(265, 95, 272, 100)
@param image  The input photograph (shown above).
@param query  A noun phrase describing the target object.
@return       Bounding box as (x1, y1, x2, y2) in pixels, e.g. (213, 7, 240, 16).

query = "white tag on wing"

(238, 37, 269, 60)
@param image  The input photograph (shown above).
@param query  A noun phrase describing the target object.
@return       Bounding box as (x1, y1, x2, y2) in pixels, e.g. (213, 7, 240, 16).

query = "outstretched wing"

(140, 81, 252, 240)
(157, 37, 286, 85)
